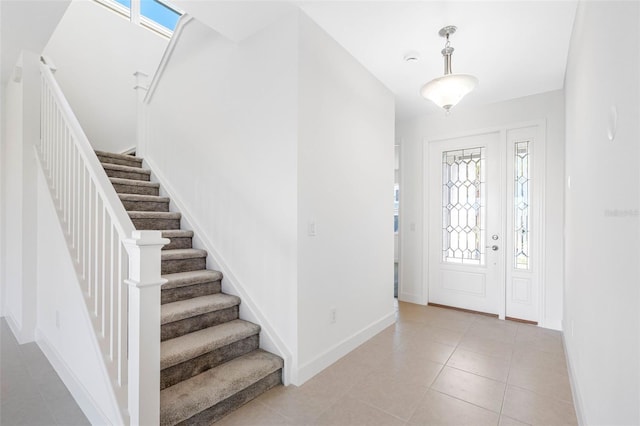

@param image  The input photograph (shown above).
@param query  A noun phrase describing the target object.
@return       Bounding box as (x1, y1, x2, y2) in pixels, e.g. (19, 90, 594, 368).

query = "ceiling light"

(420, 26, 478, 113)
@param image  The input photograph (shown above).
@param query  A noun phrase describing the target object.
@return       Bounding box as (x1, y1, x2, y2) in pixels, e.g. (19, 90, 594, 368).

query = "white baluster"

(118, 241, 128, 387)
(39, 61, 158, 424)
(124, 230, 168, 426)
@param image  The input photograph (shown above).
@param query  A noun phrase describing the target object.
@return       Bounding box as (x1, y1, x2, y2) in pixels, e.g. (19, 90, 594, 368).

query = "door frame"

(395, 140, 402, 299)
(421, 120, 547, 323)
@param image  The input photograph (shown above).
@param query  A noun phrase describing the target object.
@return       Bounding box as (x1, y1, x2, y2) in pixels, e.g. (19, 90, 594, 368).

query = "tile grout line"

(498, 334, 516, 420)
(429, 388, 502, 416)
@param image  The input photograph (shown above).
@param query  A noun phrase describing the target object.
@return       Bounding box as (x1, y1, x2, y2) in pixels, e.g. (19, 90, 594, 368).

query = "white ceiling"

(1, 1, 578, 121)
(0, 0, 71, 85)
(297, 1, 578, 120)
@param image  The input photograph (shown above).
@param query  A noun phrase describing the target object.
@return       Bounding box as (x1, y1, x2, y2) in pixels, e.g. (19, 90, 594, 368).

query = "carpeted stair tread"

(128, 211, 182, 219)
(161, 229, 194, 238)
(161, 293, 240, 325)
(161, 319, 259, 370)
(162, 269, 222, 290)
(160, 230, 194, 251)
(119, 193, 170, 203)
(110, 177, 159, 189)
(101, 162, 151, 175)
(162, 249, 207, 261)
(96, 150, 143, 164)
(100, 149, 283, 423)
(160, 349, 283, 425)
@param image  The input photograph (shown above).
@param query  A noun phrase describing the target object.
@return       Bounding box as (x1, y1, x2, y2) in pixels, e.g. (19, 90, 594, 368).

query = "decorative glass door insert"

(514, 141, 530, 270)
(442, 147, 486, 265)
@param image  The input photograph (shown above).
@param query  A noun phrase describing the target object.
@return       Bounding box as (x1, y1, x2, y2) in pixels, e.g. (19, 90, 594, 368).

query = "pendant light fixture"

(420, 26, 478, 112)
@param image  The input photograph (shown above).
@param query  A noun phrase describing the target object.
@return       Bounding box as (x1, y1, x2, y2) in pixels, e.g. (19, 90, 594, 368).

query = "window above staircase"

(95, 0, 182, 37)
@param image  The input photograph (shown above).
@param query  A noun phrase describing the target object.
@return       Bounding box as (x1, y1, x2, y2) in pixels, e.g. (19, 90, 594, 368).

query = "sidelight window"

(514, 141, 530, 270)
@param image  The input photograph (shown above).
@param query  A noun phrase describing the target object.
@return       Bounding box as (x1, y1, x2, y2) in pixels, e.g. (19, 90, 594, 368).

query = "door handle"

(485, 245, 499, 251)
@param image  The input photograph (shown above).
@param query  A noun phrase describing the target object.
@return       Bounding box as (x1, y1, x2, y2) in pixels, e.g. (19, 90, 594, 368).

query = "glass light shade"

(420, 73, 478, 112)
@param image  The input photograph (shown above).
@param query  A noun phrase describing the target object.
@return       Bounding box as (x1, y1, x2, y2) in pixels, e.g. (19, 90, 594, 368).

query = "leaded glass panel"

(442, 147, 485, 265)
(514, 141, 530, 270)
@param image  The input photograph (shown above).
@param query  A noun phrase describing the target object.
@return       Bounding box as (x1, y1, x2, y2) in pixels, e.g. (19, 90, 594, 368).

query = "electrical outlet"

(330, 308, 337, 324)
(308, 221, 317, 237)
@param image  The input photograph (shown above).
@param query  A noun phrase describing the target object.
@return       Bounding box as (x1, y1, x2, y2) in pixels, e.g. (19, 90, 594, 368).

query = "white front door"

(428, 132, 504, 315)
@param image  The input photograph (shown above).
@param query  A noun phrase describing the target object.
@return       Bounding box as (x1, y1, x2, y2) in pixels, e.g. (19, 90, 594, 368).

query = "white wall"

(563, 1, 640, 424)
(43, 0, 167, 154)
(145, 14, 300, 374)
(296, 13, 395, 381)
(396, 90, 565, 329)
(35, 166, 124, 425)
(1, 51, 40, 342)
(2, 57, 24, 330)
(144, 10, 396, 384)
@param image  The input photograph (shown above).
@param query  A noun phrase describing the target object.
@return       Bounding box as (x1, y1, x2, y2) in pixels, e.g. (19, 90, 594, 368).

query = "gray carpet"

(98, 150, 284, 425)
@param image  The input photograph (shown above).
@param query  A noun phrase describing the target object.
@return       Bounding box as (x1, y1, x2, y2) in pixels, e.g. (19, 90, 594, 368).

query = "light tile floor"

(0, 303, 577, 426)
(218, 302, 578, 426)
(0, 319, 89, 426)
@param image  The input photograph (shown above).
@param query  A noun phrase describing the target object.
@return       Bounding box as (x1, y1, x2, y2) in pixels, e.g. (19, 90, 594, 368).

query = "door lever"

(485, 245, 499, 251)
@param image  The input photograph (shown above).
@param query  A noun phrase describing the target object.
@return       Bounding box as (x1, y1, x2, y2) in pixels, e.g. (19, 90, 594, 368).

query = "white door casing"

(424, 122, 545, 323)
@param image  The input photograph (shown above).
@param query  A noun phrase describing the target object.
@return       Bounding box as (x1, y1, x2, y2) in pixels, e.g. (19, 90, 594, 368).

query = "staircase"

(96, 150, 284, 425)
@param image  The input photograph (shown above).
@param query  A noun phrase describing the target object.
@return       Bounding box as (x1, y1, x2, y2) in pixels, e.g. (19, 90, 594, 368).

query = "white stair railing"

(37, 58, 168, 425)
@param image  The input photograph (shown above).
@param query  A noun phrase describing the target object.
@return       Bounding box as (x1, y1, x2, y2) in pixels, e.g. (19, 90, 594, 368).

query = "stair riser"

(104, 168, 150, 181)
(162, 258, 206, 274)
(112, 183, 159, 196)
(160, 335, 258, 390)
(161, 306, 239, 341)
(161, 281, 220, 305)
(98, 155, 142, 168)
(163, 237, 193, 251)
(172, 370, 282, 426)
(132, 217, 181, 230)
(122, 200, 169, 212)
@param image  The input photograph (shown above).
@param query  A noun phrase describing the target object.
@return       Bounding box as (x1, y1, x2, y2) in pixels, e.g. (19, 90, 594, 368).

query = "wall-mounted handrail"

(144, 13, 193, 105)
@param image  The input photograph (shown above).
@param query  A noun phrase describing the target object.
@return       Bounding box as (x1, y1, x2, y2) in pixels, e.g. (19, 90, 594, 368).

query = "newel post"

(134, 71, 149, 158)
(124, 230, 169, 426)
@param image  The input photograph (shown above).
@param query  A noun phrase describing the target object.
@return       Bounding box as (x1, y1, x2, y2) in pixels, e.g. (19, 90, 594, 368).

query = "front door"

(428, 132, 503, 315)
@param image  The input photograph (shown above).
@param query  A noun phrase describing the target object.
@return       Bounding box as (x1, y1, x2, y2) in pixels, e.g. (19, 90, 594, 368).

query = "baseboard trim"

(562, 332, 586, 426)
(4, 313, 21, 341)
(295, 310, 396, 386)
(35, 329, 112, 425)
(3, 313, 33, 344)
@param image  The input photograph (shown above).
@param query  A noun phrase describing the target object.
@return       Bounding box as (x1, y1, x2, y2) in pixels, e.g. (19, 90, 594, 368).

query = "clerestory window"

(96, 0, 182, 37)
